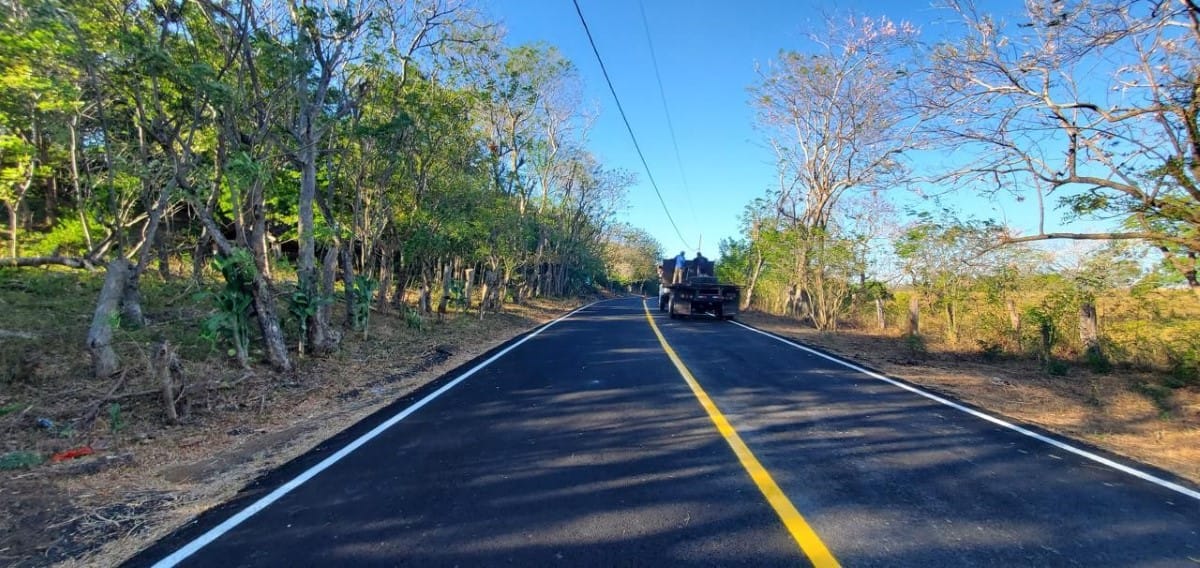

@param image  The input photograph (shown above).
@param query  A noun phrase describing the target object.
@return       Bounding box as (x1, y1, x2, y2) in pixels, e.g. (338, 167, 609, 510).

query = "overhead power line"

(637, 0, 700, 230)
(571, 0, 695, 252)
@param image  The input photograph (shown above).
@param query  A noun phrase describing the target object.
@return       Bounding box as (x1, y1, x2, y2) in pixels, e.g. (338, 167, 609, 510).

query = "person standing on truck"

(673, 251, 686, 283)
(693, 251, 708, 276)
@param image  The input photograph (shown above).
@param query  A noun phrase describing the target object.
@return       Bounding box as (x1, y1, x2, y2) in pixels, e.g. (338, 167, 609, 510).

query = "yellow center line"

(642, 299, 840, 568)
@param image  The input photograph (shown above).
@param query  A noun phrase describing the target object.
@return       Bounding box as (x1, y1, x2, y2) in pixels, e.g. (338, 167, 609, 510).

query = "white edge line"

(729, 320, 1200, 503)
(152, 302, 598, 568)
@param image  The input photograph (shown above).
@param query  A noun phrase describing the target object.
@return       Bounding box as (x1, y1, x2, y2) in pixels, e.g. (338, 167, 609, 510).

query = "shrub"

(24, 215, 95, 258)
(404, 307, 424, 331)
(1164, 346, 1199, 388)
(286, 283, 331, 354)
(1045, 358, 1070, 376)
(904, 333, 927, 360)
(200, 249, 257, 365)
(977, 339, 1005, 362)
(350, 276, 378, 337)
(1084, 346, 1113, 374)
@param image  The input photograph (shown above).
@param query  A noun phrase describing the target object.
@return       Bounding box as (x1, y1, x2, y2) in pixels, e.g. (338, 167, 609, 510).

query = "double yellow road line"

(642, 300, 840, 568)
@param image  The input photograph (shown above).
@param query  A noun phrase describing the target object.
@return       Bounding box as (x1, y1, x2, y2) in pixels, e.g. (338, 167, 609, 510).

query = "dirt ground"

(738, 312, 1200, 486)
(3, 298, 1198, 567)
(0, 297, 584, 568)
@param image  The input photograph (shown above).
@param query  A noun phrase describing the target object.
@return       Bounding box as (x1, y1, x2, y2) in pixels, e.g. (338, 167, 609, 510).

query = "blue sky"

(487, 0, 1079, 259)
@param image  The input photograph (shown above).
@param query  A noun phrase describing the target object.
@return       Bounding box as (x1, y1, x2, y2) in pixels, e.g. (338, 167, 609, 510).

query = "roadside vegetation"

(0, 0, 662, 564)
(0, 264, 586, 566)
(2, 0, 1198, 565)
(720, 1, 1199, 486)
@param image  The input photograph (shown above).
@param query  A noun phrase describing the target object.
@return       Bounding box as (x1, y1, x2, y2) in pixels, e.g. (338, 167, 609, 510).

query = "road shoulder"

(735, 312, 1200, 488)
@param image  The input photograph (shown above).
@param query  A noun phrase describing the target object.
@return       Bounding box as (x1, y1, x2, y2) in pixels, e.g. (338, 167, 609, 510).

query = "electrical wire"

(571, 0, 695, 252)
(637, 0, 701, 233)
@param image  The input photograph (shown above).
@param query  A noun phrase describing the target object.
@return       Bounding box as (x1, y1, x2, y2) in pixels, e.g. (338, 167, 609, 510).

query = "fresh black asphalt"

(130, 297, 1199, 567)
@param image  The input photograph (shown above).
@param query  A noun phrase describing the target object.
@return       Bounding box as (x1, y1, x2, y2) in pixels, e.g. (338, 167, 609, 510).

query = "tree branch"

(1001, 231, 1198, 251)
(0, 256, 98, 270)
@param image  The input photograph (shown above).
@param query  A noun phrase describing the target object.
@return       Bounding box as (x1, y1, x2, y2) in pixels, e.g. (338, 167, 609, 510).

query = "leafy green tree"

(604, 224, 661, 292)
(895, 211, 1001, 343)
(0, 0, 80, 262)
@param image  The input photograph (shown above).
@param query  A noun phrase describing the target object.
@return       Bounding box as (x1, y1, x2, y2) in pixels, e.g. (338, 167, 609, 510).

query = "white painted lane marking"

(152, 302, 599, 568)
(729, 320, 1200, 502)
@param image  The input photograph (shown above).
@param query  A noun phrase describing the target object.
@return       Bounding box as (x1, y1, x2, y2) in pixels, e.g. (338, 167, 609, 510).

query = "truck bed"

(658, 276, 740, 320)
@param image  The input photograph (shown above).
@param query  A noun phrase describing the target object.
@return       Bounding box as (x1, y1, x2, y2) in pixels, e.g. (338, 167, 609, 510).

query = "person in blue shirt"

(673, 251, 686, 284)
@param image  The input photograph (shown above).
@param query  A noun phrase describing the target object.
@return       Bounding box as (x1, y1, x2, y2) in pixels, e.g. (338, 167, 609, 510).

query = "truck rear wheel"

(659, 294, 667, 312)
(668, 295, 678, 319)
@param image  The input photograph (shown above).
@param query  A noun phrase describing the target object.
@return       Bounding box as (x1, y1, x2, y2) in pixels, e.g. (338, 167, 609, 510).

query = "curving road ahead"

(130, 297, 1200, 567)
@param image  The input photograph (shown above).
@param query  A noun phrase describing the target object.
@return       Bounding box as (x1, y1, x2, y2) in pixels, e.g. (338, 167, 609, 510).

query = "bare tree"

(750, 14, 923, 329)
(927, 0, 1200, 297)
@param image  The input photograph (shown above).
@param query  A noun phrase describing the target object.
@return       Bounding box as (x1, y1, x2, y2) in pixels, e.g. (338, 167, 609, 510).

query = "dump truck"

(657, 256, 740, 320)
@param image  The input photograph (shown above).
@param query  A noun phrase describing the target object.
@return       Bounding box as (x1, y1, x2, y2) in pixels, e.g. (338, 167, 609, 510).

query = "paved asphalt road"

(130, 297, 1199, 567)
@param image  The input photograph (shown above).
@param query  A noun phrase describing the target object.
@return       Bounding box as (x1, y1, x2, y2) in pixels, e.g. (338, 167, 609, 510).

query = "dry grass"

(0, 272, 585, 568)
(738, 311, 1200, 485)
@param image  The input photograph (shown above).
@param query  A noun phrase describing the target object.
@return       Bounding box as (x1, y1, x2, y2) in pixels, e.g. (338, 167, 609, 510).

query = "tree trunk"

(945, 302, 957, 344)
(741, 255, 765, 311)
(120, 272, 145, 329)
(319, 244, 337, 322)
(193, 207, 292, 371)
(6, 200, 18, 261)
(437, 264, 451, 320)
(377, 245, 393, 312)
(499, 268, 510, 310)
(392, 274, 409, 309)
(124, 174, 177, 329)
(0, 255, 97, 269)
(296, 115, 318, 300)
(44, 175, 57, 228)
(418, 271, 431, 314)
(532, 229, 546, 297)
(157, 227, 171, 281)
(88, 258, 130, 378)
(798, 288, 813, 324)
(340, 239, 355, 328)
(479, 269, 498, 319)
(192, 233, 210, 283)
(155, 340, 184, 424)
(250, 182, 272, 281)
(307, 244, 340, 354)
(1079, 301, 1100, 357)
(463, 267, 474, 310)
(297, 128, 337, 352)
(1039, 321, 1054, 363)
(69, 118, 90, 251)
(875, 297, 886, 330)
(907, 294, 920, 336)
(1006, 297, 1021, 348)
(252, 269, 292, 371)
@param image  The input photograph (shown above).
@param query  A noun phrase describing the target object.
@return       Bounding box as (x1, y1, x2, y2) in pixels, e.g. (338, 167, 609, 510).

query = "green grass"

(0, 268, 233, 383)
